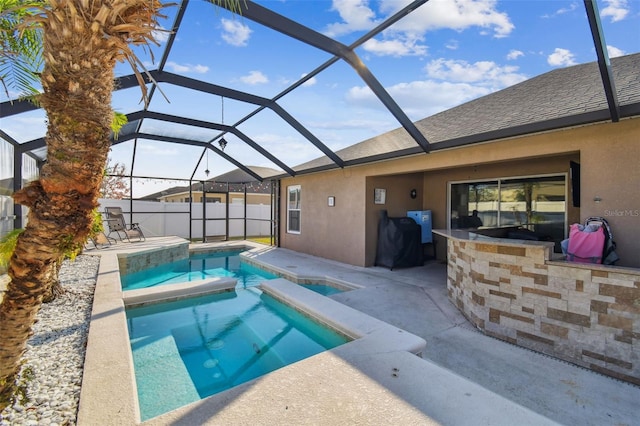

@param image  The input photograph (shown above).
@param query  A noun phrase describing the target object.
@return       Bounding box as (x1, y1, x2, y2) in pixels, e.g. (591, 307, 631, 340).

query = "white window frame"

(287, 185, 301, 234)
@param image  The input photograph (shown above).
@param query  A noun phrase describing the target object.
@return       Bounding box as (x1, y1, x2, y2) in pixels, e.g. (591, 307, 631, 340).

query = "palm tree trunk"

(42, 260, 66, 303)
(0, 1, 115, 410)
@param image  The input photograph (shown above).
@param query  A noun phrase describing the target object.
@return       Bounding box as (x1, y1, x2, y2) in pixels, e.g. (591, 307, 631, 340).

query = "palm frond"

(111, 111, 128, 139)
(0, 0, 45, 99)
(206, 0, 246, 15)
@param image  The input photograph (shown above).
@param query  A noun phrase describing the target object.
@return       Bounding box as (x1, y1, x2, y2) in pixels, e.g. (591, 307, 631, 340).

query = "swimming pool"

(121, 250, 278, 290)
(300, 283, 344, 295)
(121, 249, 354, 298)
(78, 242, 428, 425)
(127, 286, 351, 420)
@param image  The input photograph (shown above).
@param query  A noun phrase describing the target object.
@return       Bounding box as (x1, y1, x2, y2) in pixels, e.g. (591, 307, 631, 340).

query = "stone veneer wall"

(117, 242, 189, 275)
(447, 238, 640, 385)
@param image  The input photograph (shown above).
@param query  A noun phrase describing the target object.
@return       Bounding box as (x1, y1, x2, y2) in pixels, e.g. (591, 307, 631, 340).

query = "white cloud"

(542, 2, 578, 18)
(221, 18, 252, 46)
(344, 57, 527, 120)
(600, 0, 629, 22)
(392, 0, 514, 39)
(362, 36, 427, 57)
(300, 74, 317, 87)
(152, 26, 170, 43)
(239, 70, 269, 85)
(390, 80, 492, 118)
(325, 0, 514, 58)
(346, 80, 490, 120)
(165, 61, 209, 74)
(506, 50, 524, 60)
(547, 48, 577, 67)
(425, 58, 527, 88)
(606, 45, 626, 58)
(445, 39, 459, 50)
(324, 0, 380, 37)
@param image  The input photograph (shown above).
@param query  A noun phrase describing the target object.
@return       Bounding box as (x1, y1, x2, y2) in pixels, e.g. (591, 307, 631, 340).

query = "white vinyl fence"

(98, 199, 273, 240)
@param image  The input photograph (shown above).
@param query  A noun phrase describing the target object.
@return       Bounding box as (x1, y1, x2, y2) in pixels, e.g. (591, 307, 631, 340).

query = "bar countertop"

(432, 228, 555, 248)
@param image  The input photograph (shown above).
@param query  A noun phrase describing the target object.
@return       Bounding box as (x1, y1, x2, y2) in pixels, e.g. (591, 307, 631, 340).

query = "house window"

(287, 185, 301, 234)
(449, 174, 567, 243)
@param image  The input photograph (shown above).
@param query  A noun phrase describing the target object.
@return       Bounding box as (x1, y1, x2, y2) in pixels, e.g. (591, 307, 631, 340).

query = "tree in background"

(100, 158, 130, 199)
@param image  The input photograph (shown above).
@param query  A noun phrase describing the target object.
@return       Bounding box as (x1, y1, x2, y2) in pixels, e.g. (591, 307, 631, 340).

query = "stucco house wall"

(279, 168, 368, 266)
(280, 118, 640, 269)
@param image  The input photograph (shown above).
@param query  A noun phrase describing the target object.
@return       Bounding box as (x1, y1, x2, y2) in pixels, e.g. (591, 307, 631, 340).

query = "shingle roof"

(209, 166, 281, 183)
(294, 53, 640, 173)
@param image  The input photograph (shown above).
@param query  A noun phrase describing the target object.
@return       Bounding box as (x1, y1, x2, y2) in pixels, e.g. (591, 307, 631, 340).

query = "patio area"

(78, 238, 639, 425)
(1, 2, 638, 424)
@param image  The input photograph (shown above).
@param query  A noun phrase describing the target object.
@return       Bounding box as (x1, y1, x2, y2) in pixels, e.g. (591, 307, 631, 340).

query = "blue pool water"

(121, 250, 278, 290)
(300, 284, 344, 295)
(127, 288, 350, 420)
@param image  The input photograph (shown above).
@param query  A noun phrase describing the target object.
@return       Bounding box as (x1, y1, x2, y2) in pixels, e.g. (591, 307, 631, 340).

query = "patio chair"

(104, 207, 145, 242)
(84, 231, 113, 250)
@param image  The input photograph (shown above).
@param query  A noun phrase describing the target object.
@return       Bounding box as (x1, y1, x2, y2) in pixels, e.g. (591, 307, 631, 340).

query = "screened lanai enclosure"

(1, 0, 635, 243)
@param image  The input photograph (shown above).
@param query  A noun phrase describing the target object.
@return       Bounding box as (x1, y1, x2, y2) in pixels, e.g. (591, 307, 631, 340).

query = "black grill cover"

(375, 210, 424, 270)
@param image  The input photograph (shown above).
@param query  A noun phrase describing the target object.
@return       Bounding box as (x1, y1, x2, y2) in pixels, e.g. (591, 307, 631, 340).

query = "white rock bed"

(0, 255, 99, 426)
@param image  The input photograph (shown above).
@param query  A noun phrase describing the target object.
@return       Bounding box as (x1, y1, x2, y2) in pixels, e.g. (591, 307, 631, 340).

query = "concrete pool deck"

(78, 238, 640, 425)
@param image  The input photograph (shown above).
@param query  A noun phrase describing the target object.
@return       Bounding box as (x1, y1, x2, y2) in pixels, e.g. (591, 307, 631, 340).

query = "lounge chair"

(85, 231, 113, 250)
(104, 207, 145, 242)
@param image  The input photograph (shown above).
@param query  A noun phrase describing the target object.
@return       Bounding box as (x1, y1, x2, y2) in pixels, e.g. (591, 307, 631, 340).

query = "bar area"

(433, 229, 640, 385)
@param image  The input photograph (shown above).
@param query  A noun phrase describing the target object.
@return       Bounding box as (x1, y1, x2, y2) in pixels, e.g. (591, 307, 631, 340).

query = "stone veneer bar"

(434, 229, 640, 385)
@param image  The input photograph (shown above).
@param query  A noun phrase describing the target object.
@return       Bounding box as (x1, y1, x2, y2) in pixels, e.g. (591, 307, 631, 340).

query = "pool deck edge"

(262, 279, 426, 356)
(76, 252, 140, 425)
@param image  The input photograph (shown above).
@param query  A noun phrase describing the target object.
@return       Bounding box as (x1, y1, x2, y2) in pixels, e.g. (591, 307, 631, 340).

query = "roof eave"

(285, 103, 640, 177)
(432, 104, 640, 151)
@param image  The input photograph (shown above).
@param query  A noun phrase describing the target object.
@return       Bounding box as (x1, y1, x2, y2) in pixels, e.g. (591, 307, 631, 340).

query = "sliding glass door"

(449, 174, 567, 244)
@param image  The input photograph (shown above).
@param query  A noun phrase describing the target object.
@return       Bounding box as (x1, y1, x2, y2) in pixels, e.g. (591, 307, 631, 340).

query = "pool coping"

(123, 278, 237, 308)
(76, 240, 426, 425)
(240, 250, 364, 292)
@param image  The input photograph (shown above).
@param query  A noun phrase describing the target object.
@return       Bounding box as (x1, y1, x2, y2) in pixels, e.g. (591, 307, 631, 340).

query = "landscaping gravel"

(0, 255, 99, 426)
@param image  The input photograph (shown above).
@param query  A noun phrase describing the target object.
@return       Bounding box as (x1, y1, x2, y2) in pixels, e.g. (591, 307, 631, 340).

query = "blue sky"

(2, 0, 639, 196)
